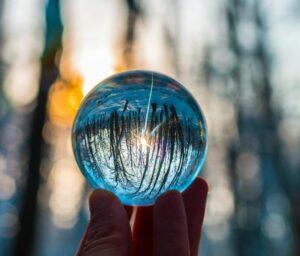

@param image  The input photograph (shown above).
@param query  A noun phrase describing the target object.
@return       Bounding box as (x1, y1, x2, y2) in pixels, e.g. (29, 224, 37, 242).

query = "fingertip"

(78, 189, 131, 255)
(155, 190, 185, 222)
(88, 189, 121, 217)
(154, 190, 189, 256)
(188, 176, 209, 195)
(156, 190, 182, 207)
(182, 176, 208, 213)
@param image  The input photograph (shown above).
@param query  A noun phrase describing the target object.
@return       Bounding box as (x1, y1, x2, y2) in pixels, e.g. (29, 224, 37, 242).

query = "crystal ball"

(72, 70, 207, 205)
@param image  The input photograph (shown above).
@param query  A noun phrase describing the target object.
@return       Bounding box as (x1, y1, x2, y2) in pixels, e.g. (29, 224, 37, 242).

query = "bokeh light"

(0, 0, 299, 255)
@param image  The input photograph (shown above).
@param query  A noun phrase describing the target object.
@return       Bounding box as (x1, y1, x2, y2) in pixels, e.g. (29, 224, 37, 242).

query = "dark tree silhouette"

(0, 0, 9, 119)
(122, 0, 142, 69)
(224, 0, 296, 255)
(13, 1, 63, 255)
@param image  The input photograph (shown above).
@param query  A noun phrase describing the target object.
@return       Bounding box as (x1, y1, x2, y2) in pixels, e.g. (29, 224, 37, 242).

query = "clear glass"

(72, 70, 207, 205)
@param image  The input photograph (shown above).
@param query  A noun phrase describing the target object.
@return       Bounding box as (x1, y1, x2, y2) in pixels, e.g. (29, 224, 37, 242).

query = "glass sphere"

(72, 70, 207, 206)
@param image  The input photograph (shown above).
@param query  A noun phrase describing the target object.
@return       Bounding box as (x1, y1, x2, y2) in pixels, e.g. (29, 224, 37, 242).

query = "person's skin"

(77, 177, 208, 256)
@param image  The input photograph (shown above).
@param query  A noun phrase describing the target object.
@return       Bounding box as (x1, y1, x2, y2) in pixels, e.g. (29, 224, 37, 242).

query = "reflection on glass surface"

(73, 71, 207, 205)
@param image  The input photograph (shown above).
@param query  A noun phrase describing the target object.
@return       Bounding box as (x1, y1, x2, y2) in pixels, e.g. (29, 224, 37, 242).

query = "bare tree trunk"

(13, 1, 63, 255)
(224, 0, 298, 255)
(123, 0, 142, 68)
(225, 1, 266, 255)
(0, 0, 7, 114)
(253, 3, 300, 254)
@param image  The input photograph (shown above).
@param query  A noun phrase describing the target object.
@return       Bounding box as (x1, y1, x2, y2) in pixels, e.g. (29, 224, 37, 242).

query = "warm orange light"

(47, 73, 84, 127)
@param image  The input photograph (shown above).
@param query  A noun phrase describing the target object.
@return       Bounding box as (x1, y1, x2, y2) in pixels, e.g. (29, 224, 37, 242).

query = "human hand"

(77, 177, 208, 256)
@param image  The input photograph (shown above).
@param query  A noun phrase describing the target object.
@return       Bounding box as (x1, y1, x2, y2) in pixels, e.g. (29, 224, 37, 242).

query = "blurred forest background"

(0, 0, 300, 255)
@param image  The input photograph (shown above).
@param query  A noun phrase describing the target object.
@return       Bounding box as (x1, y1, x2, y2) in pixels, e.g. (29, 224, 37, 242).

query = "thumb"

(77, 190, 132, 256)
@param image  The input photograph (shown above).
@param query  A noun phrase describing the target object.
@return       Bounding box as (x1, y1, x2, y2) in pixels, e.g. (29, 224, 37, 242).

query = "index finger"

(154, 191, 189, 256)
(77, 190, 132, 256)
